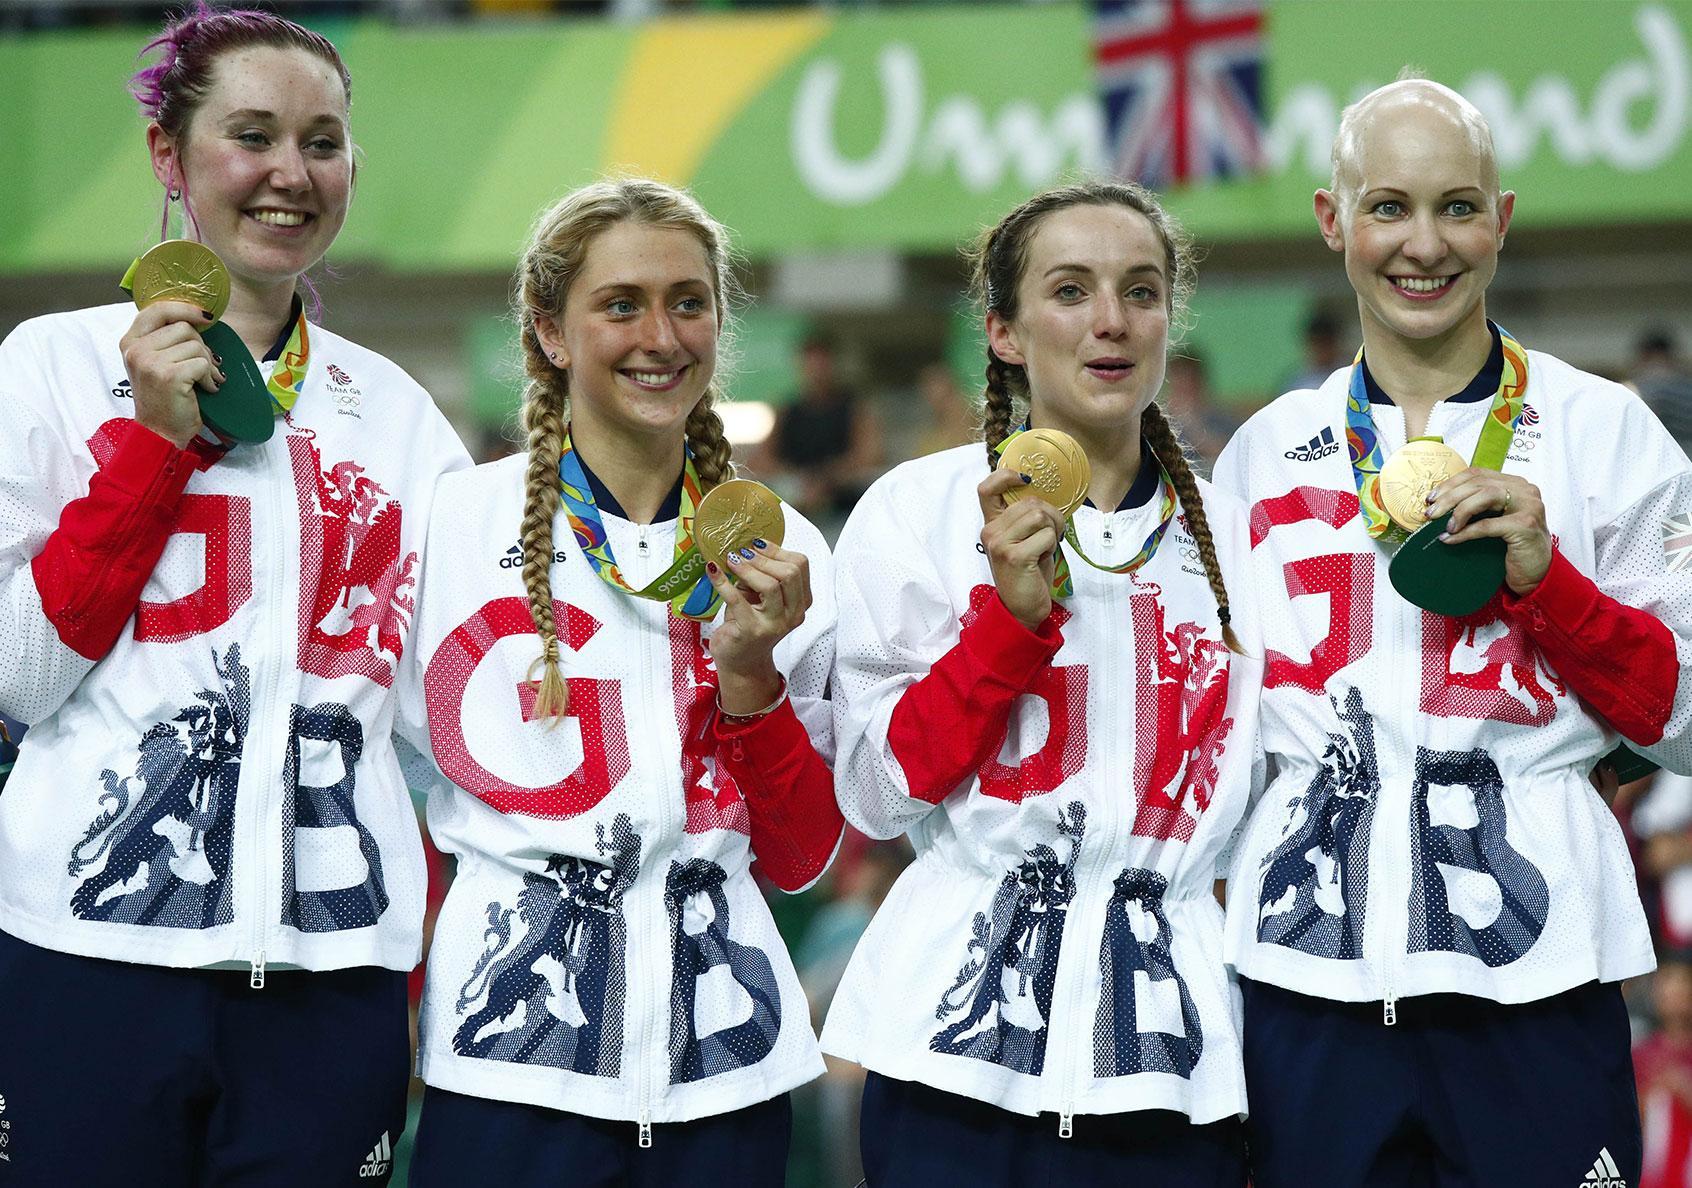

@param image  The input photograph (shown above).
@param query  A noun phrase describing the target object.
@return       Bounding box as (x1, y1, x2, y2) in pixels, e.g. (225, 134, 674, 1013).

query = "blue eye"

(1373, 200, 1404, 217)
(1447, 200, 1476, 217)
(1055, 282, 1084, 300)
(1128, 285, 1160, 302)
(675, 296, 707, 314)
(236, 130, 270, 148)
(606, 299, 636, 316)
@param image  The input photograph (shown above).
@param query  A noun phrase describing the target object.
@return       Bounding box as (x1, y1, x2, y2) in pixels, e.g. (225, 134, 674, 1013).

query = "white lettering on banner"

(792, 4, 1688, 207)
(791, 43, 1104, 205)
(1270, 3, 1689, 175)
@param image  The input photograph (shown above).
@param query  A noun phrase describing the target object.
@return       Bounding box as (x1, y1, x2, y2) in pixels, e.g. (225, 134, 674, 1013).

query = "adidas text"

(501, 543, 567, 569)
(360, 1131, 393, 1178)
(1285, 426, 1339, 461)
(1580, 1146, 1627, 1187)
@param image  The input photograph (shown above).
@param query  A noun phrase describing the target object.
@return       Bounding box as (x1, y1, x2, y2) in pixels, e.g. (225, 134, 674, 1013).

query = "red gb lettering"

(88, 420, 253, 643)
(1420, 605, 1564, 725)
(290, 431, 418, 689)
(1128, 587, 1234, 843)
(962, 586, 1087, 803)
(1250, 486, 1373, 693)
(424, 597, 630, 819)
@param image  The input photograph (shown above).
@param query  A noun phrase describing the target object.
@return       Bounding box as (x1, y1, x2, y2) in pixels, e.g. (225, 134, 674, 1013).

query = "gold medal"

(130, 239, 230, 321)
(998, 428, 1090, 518)
(693, 479, 786, 569)
(1378, 437, 1468, 533)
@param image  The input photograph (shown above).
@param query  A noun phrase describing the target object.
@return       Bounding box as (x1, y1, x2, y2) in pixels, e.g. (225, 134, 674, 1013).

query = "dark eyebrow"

(1044, 263, 1165, 279)
(220, 108, 345, 127)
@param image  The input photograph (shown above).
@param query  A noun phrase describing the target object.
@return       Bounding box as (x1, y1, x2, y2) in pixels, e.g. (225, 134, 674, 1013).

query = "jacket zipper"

(250, 438, 295, 987)
(635, 569, 672, 1148)
(1055, 560, 1114, 1136)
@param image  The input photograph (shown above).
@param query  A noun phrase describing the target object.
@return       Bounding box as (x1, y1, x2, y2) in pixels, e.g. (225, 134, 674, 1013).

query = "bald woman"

(1212, 78, 1692, 1188)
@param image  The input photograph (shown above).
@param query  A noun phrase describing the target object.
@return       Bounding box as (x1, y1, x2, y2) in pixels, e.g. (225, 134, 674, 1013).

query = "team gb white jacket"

(410, 454, 841, 1128)
(1214, 346, 1692, 1015)
(822, 443, 1263, 1127)
(0, 302, 469, 976)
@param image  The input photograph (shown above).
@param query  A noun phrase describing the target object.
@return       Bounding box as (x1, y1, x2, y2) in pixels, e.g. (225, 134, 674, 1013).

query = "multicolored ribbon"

(266, 310, 309, 416)
(995, 426, 1178, 599)
(557, 430, 722, 620)
(1346, 323, 1529, 541)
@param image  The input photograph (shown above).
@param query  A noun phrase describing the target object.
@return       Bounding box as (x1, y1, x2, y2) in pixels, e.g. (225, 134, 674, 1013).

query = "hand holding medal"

(979, 431, 1076, 631)
(120, 240, 276, 444)
(695, 479, 813, 710)
(1423, 466, 1552, 596)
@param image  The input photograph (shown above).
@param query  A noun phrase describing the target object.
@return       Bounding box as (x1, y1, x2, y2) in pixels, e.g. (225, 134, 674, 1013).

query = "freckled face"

(155, 46, 353, 292)
(987, 204, 1171, 440)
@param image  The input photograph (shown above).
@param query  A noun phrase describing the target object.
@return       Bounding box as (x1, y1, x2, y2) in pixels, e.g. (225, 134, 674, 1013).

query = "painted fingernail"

(726, 552, 741, 566)
(706, 561, 719, 575)
(1425, 489, 1438, 503)
(751, 538, 767, 549)
(739, 547, 756, 560)
(200, 309, 215, 320)
(213, 352, 222, 364)
(1019, 472, 1033, 484)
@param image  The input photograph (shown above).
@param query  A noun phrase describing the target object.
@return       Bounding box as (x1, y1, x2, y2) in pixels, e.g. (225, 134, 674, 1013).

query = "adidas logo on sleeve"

(1581, 1147, 1627, 1187)
(359, 1131, 392, 1178)
(1284, 426, 1340, 461)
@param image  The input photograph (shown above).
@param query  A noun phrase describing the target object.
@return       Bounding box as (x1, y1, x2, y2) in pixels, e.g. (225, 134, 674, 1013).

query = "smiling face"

(536, 219, 720, 448)
(987, 203, 1171, 446)
(150, 45, 352, 300)
(1317, 87, 1513, 354)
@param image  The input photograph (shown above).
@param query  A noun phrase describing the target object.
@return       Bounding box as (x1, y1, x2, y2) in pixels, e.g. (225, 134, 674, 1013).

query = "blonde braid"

(1141, 402, 1242, 654)
(519, 369, 571, 721)
(685, 386, 735, 491)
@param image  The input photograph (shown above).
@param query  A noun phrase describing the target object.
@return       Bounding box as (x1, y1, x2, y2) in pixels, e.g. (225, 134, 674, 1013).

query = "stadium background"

(3, 1, 1691, 1183)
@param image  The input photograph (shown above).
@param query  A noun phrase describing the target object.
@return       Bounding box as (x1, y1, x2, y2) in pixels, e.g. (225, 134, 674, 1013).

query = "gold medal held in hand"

(998, 428, 1090, 518)
(1379, 436, 1468, 533)
(129, 239, 231, 322)
(694, 479, 786, 569)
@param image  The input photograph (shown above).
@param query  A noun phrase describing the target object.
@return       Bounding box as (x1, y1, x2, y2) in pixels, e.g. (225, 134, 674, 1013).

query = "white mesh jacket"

(1213, 348, 1692, 1015)
(821, 443, 1263, 1126)
(0, 302, 470, 976)
(409, 454, 841, 1128)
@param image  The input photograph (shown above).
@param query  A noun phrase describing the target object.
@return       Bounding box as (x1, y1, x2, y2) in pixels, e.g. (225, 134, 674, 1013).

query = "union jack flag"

(1094, 0, 1267, 190)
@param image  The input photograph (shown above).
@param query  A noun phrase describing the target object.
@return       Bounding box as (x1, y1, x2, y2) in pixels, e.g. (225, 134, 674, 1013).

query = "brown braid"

(1141, 402, 1243, 654)
(511, 177, 742, 722)
(981, 352, 1021, 469)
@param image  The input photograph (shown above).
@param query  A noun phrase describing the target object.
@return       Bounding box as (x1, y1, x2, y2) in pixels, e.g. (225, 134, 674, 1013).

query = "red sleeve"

(715, 697, 843, 892)
(888, 593, 1063, 805)
(1502, 546, 1678, 745)
(30, 420, 198, 661)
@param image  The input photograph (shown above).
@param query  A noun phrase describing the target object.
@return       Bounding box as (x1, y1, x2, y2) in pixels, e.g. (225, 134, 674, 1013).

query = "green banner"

(3, 0, 1688, 272)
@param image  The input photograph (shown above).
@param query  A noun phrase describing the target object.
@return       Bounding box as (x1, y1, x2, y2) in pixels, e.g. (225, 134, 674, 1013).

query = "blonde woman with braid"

(821, 181, 1261, 1185)
(403, 179, 842, 1185)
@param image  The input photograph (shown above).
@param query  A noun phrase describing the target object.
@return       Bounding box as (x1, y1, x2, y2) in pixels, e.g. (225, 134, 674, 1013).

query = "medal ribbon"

(556, 430, 722, 621)
(119, 255, 310, 419)
(995, 427, 1178, 599)
(1346, 323, 1528, 541)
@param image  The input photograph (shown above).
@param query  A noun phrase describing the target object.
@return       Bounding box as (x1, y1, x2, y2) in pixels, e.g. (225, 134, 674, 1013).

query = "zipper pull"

(1102, 525, 1114, 545)
(249, 951, 266, 989)
(1383, 992, 1397, 1026)
(637, 528, 650, 557)
(637, 1110, 652, 1149)
(1057, 1109, 1074, 1139)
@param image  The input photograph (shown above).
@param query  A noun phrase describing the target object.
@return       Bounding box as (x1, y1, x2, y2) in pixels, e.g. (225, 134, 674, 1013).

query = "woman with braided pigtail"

(405, 179, 843, 1186)
(822, 181, 1262, 1186)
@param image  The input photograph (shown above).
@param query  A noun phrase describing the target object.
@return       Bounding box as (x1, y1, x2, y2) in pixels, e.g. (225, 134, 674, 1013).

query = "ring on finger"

(1502, 489, 1513, 513)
